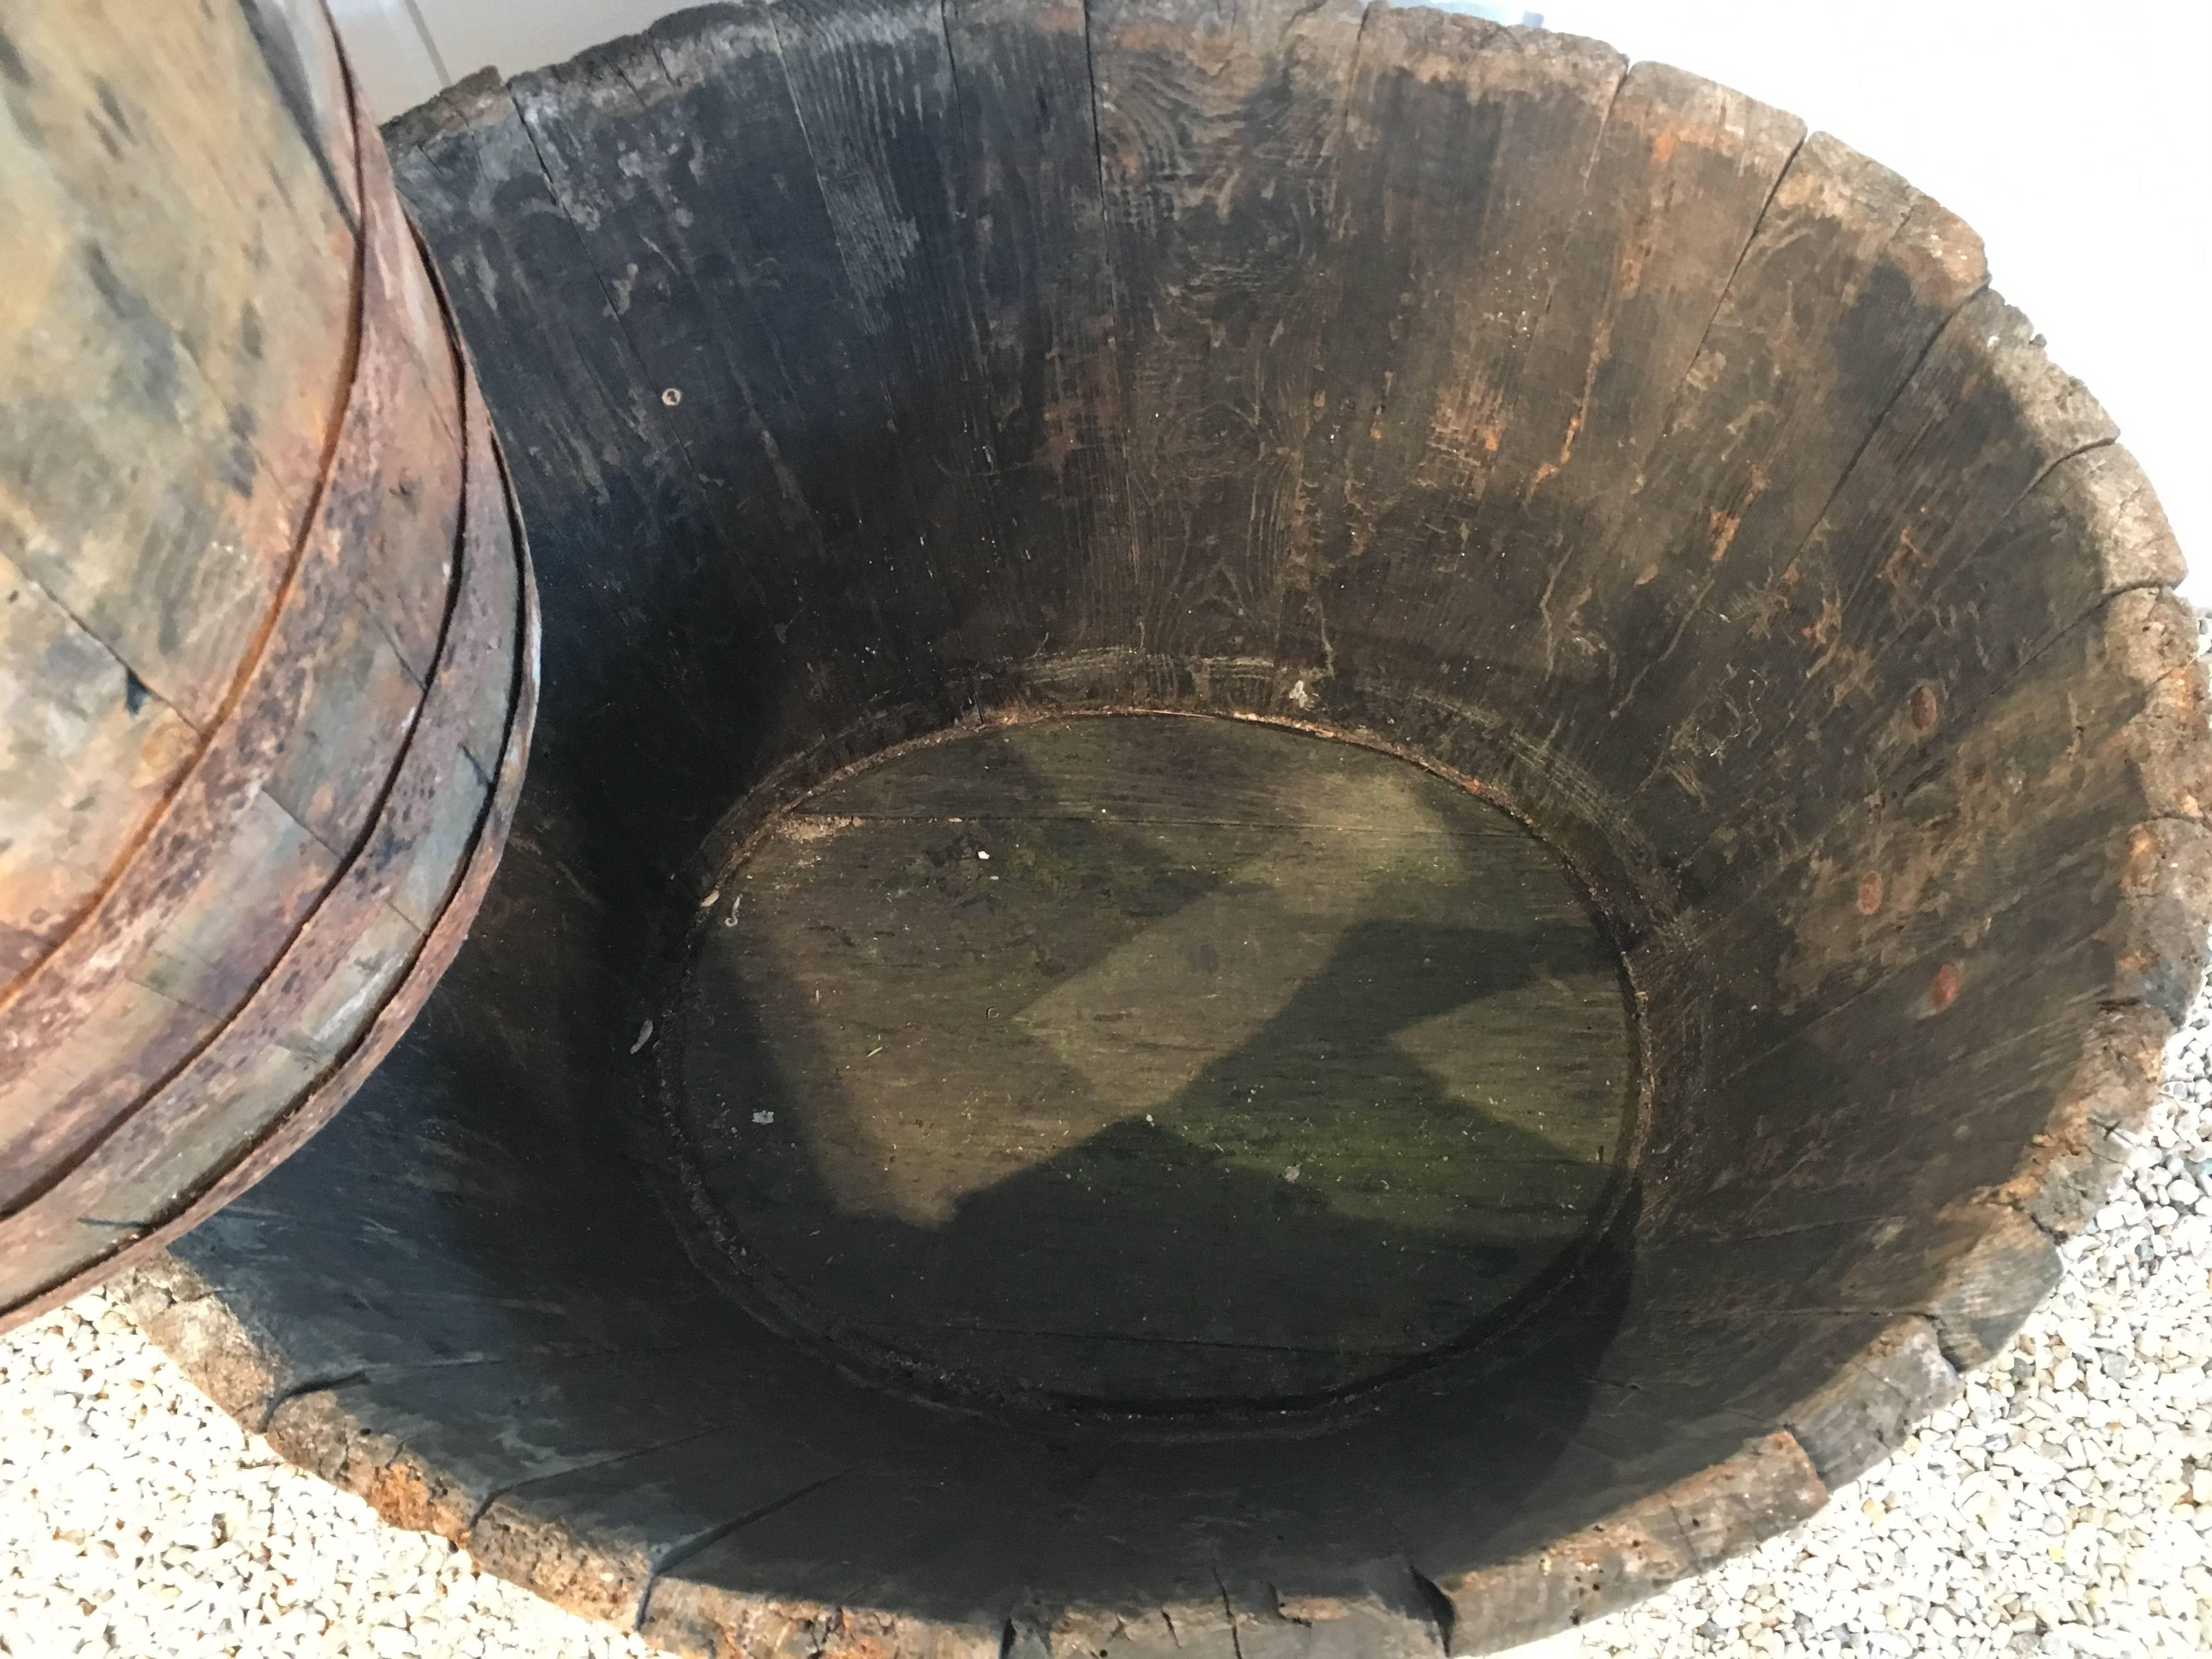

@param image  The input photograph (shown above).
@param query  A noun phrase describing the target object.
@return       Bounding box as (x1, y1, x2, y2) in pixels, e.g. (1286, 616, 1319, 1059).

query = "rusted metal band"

(0, 59, 460, 1197)
(202, 424, 540, 1211)
(0, 44, 452, 1098)
(0, 358, 539, 1325)
(0, 88, 376, 1059)
(0, 49, 537, 1322)
(0, 307, 506, 1222)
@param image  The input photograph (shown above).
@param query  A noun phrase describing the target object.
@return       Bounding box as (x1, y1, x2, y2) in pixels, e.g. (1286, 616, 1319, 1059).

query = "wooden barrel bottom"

(659, 715, 1638, 1411)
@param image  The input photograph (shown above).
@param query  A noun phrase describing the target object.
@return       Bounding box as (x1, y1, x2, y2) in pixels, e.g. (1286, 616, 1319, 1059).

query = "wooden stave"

(0, 0, 534, 1326)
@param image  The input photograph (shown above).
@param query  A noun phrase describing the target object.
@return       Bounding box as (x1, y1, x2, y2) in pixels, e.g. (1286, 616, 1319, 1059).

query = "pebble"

(0, 1311, 661, 1656)
(9, 969, 2212, 1657)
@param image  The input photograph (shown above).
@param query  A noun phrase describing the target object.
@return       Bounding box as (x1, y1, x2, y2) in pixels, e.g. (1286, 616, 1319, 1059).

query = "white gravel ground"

(5, 1000, 2211, 1659)
(0, 1299, 657, 1659)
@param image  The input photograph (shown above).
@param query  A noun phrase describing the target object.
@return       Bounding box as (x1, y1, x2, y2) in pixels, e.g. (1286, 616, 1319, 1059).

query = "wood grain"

(0, 7, 530, 1327)
(1089, 0, 1364, 659)
(670, 715, 1632, 1407)
(0, 0, 354, 723)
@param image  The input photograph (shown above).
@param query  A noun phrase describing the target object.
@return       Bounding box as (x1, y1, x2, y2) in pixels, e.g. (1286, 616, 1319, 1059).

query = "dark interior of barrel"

(148, 3, 2209, 1654)
(663, 712, 1639, 1415)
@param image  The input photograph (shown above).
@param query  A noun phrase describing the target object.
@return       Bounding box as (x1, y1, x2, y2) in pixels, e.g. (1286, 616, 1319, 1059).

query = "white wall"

(336, 0, 2210, 596)
(326, 0, 448, 117)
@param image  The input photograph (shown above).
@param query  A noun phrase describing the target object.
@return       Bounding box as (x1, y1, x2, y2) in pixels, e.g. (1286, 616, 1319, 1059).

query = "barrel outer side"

(0, 0, 536, 1329)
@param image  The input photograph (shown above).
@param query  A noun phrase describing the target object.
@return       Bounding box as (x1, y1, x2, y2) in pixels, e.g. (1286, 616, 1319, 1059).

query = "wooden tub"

(95, 3, 2205, 1655)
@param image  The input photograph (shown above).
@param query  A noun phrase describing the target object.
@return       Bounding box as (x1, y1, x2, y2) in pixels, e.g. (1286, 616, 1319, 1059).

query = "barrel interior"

(667, 713, 1635, 1411)
(137, 2, 2207, 1655)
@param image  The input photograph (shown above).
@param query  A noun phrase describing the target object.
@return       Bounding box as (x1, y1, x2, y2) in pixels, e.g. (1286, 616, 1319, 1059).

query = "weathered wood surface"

(1088, 0, 1363, 660)
(116, 2, 2208, 1655)
(669, 714, 1632, 1406)
(0, 4, 533, 1329)
(1636, 590, 2211, 1254)
(1633, 289, 2126, 903)
(0, 360, 533, 1317)
(1781, 1316, 1961, 1487)
(1532, 137, 1985, 798)
(0, 0, 350, 956)
(1434, 1432, 1827, 1655)
(1296, 23, 1780, 699)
